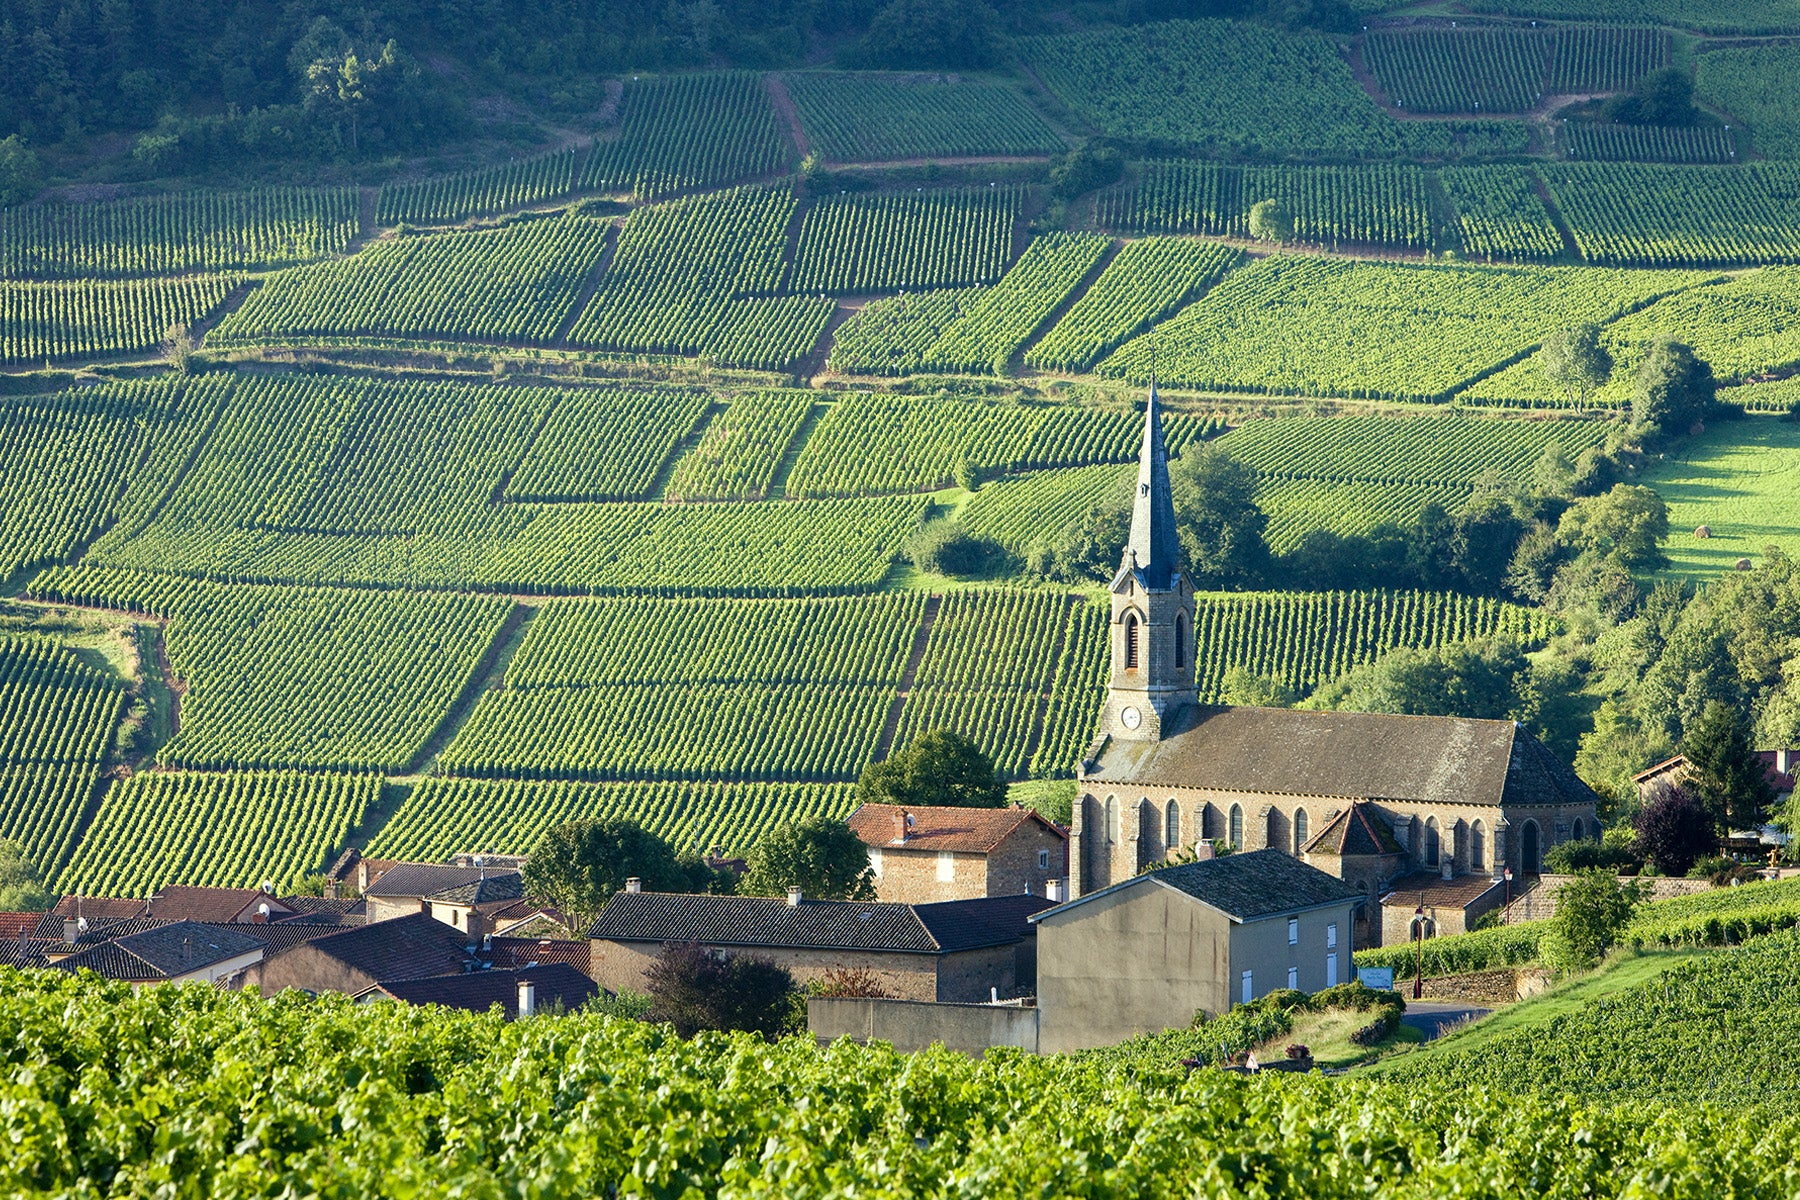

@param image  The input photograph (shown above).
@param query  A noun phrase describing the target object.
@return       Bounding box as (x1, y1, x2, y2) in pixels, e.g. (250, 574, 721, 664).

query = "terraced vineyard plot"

(894, 591, 1077, 779)
(786, 393, 1212, 499)
(0, 388, 150, 578)
(0, 188, 358, 278)
(209, 215, 607, 346)
(788, 188, 1020, 293)
(958, 463, 1134, 554)
(699, 295, 834, 371)
(783, 74, 1062, 162)
(1539, 162, 1800, 266)
(0, 636, 126, 879)
(918, 233, 1110, 374)
(366, 778, 856, 862)
(827, 289, 976, 376)
(663, 391, 813, 502)
(1027, 240, 1242, 372)
(1030, 598, 1108, 777)
(1212, 414, 1609, 487)
(1097, 162, 1432, 251)
(1727, 376, 1800, 413)
(1101, 255, 1712, 401)
(581, 72, 790, 200)
(1363, 28, 1547, 114)
(1439, 166, 1565, 261)
(1564, 123, 1736, 164)
(377, 149, 580, 224)
(506, 386, 711, 503)
(56, 771, 379, 896)
(1257, 478, 1470, 552)
(1640, 418, 1800, 578)
(1019, 19, 1528, 160)
(1548, 25, 1670, 92)
(440, 594, 924, 780)
(2, 275, 235, 364)
(1697, 44, 1800, 161)
(28, 568, 513, 772)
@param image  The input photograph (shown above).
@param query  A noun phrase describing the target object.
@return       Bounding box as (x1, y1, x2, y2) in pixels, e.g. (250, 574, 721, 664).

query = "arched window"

(1294, 809, 1309, 854)
(1174, 615, 1188, 670)
(1522, 820, 1542, 874)
(1424, 817, 1440, 867)
(1471, 820, 1487, 871)
(1124, 614, 1140, 670)
(1572, 817, 1586, 842)
(1228, 803, 1244, 849)
(1165, 801, 1181, 849)
(1105, 795, 1119, 844)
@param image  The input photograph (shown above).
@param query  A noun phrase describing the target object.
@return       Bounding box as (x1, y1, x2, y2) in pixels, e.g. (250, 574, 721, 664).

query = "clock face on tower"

(1121, 705, 1142, 730)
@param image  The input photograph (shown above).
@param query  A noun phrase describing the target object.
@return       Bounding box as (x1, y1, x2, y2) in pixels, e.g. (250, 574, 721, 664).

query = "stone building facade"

(847, 804, 1068, 904)
(1065, 389, 1600, 944)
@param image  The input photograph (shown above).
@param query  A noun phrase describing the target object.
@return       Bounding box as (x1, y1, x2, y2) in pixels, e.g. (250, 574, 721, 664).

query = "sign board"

(1357, 967, 1395, 992)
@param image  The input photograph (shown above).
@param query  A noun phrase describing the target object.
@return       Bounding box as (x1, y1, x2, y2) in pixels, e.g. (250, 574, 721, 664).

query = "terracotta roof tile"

(278, 913, 475, 982)
(0, 912, 40, 940)
(1380, 872, 1506, 910)
(847, 804, 1066, 854)
(147, 886, 292, 924)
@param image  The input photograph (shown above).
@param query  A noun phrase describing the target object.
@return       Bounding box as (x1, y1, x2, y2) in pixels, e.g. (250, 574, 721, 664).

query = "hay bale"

(1695, 525, 1711, 539)
(1736, 558, 1754, 571)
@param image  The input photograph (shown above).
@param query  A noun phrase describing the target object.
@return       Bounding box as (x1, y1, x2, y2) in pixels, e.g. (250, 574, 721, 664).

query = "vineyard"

(787, 187, 1021, 293)
(1696, 43, 1800, 161)
(1212, 413, 1608, 487)
(909, 233, 1110, 375)
(2, 275, 235, 364)
(207, 214, 607, 347)
(662, 391, 814, 503)
(826, 290, 975, 376)
(505, 387, 711, 504)
(1439, 166, 1566, 261)
(1026, 240, 1241, 373)
(0, 188, 358, 278)
(581, 72, 791, 200)
(782, 74, 1063, 162)
(1539, 162, 1800, 266)
(1563, 123, 1737, 164)
(55, 770, 380, 895)
(377, 149, 580, 224)
(0, 637, 125, 880)
(1363, 28, 1547, 114)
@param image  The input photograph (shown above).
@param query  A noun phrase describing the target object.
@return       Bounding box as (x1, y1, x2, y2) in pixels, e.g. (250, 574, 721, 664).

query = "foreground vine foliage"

(1, 969, 1795, 1199)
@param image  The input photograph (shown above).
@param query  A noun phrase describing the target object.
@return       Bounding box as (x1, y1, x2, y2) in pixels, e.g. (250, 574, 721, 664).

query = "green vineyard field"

(1363, 28, 1547, 114)
(1696, 43, 1800, 161)
(662, 391, 814, 503)
(1026, 239, 1241, 373)
(3, 275, 235, 365)
(1539, 162, 1800, 266)
(377, 149, 580, 224)
(782, 74, 1062, 162)
(787, 187, 1020, 293)
(581, 72, 790, 200)
(1563, 123, 1737, 164)
(1439, 166, 1566, 261)
(827, 289, 976, 376)
(505, 386, 711, 504)
(914, 233, 1110, 375)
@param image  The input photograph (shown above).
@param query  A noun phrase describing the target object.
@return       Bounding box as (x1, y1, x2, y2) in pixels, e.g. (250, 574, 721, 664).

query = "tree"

(845, 0, 1000, 68)
(907, 522, 996, 578)
(1632, 337, 1716, 437)
(1449, 494, 1525, 595)
(856, 729, 1007, 809)
(1539, 324, 1613, 407)
(1555, 484, 1669, 572)
(644, 943, 798, 1039)
(742, 816, 876, 901)
(1538, 869, 1647, 971)
(1603, 66, 1698, 126)
(1681, 700, 1777, 835)
(1220, 666, 1297, 707)
(1632, 780, 1716, 877)
(1028, 495, 1131, 585)
(1247, 198, 1295, 244)
(0, 840, 49, 911)
(161, 324, 196, 375)
(1048, 141, 1124, 202)
(522, 819, 694, 934)
(1312, 639, 1529, 724)
(1170, 444, 1269, 588)
(0, 136, 42, 208)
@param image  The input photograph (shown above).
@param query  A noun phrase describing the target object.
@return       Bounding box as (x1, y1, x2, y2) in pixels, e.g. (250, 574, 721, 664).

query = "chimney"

(323, 878, 339, 900)
(62, 917, 78, 944)
(1045, 878, 1063, 903)
(624, 877, 642, 894)
(894, 810, 908, 844)
(517, 978, 536, 1019)
(1779, 748, 1792, 776)
(182, 936, 192, 964)
(787, 886, 803, 907)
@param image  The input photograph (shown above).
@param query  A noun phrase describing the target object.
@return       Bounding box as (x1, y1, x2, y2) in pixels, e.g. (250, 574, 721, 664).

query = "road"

(1400, 1001, 1490, 1041)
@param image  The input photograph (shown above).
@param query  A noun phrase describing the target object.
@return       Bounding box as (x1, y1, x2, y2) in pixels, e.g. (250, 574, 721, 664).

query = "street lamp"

(1503, 867, 1514, 924)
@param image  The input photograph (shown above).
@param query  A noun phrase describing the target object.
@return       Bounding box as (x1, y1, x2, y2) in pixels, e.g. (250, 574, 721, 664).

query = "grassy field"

(1643, 416, 1800, 578)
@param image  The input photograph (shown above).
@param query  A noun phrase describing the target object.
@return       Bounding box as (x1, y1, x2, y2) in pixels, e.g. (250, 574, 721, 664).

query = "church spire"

(1125, 380, 1179, 590)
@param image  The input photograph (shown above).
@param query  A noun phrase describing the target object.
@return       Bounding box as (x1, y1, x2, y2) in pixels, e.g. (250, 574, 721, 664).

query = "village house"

(1071, 388, 1600, 937)
(47, 920, 267, 987)
(252, 912, 479, 997)
(1032, 850, 1363, 1052)
(846, 803, 1068, 904)
(357, 962, 599, 1018)
(361, 863, 526, 934)
(145, 884, 302, 924)
(588, 887, 1051, 1002)
(1634, 750, 1796, 852)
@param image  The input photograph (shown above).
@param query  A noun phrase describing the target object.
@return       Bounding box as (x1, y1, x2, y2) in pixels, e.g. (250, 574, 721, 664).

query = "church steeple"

(1124, 381, 1179, 590)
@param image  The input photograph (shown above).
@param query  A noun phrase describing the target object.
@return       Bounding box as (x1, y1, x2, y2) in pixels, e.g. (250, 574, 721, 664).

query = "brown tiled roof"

(429, 873, 524, 906)
(0, 938, 52, 968)
(1087, 706, 1599, 811)
(34, 913, 172, 944)
(1303, 802, 1403, 857)
(490, 936, 591, 972)
(279, 896, 366, 921)
(147, 886, 293, 924)
(0, 912, 40, 939)
(847, 804, 1067, 854)
(1380, 873, 1506, 910)
(194, 921, 343, 954)
(363, 864, 492, 900)
(50, 921, 265, 980)
(276, 913, 475, 982)
(590, 892, 1052, 954)
(48, 896, 147, 923)
(366, 963, 599, 1018)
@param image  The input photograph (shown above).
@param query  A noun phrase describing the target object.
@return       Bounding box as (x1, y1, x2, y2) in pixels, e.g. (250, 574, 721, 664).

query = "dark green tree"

(1449, 495, 1525, 595)
(1049, 141, 1124, 202)
(741, 816, 876, 901)
(0, 136, 42, 207)
(1633, 781, 1715, 876)
(1603, 67, 1698, 126)
(1555, 483, 1669, 572)
(1538, 869, 1648, 971)
(857, 729, 1007, 809)
(1170, 444, 1269, 588)
(645, 943, 798, 1039)
(0, 840, 49, 911)
(1247, 198, 1295, 243)
(1539, 324, 1613, 407)
(1028, 495, 1132, 585)
(845, 0, 1000, 68)
(1632, 337, 1716, 437)
(523, 819, 695, 934)
(907, 522, 998, 578)
(1681, 700, 1778, 834)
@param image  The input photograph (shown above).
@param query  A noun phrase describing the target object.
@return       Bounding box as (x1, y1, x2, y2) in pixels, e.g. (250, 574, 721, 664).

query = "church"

(1069, 388, 1600, 940)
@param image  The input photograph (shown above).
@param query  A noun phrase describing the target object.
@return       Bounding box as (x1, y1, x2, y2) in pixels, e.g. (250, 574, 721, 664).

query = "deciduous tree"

(645, 942, 797, 1039)
(742, 816, 876, 901)
(857, 729, 1007, 809)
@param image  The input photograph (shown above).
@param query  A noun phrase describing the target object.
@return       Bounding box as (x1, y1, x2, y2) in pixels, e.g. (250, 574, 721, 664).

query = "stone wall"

(809, 997, 1039, 1055)
(587, 940, 1027, 1004)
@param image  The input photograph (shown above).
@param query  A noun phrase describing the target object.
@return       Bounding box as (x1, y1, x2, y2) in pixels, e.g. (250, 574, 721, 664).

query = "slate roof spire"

(1125, 379, 1179, 590)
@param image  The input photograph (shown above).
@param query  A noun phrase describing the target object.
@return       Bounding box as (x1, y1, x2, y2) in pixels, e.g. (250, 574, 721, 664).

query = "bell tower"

(1101, 382, 1196, 742)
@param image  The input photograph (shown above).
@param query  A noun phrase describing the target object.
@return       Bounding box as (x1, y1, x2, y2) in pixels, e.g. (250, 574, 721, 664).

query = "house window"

(1294, 809, 1309, 854)
(1228, 804, 1243, 849)
(1326, 923, 1338, 949)
(1124, 614, 1140, 670)
(1287, 966, 1298, 989)
(1287, 918, 1298, 946)
(1037, 849, 1050, 870)
(937, 851, 955, 882)
(1326, 953, 1339, 987)
(868, 848, 883, 879)
(1165, 801, 1180, 849)
(1241, 970, 1253, 1005)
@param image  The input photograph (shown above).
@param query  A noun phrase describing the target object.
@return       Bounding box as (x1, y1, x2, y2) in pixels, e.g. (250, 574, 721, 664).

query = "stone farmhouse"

(1071, 387, 1600, 937)
(846, 803, 1068, 904)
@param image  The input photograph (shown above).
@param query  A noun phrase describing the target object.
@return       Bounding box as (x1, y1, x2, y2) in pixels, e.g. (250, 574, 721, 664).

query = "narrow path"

(342, 186, 382, 253)
(402, 601, 537, 775)
(1530, 172, 1583, 260)
(765, 74, 810, 161)
(191, 280, 257, 345)
(551, 221, 619, 346)
(1400, 1002, 1491, 1041)
(798, 302, 860, 380)
(873, 595, 942, 762)
(765, 401, 827, 499)
(1009, 239, 1122, 373)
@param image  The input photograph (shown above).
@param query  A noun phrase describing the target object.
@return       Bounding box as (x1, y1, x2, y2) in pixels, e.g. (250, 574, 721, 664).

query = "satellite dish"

(76, 917, 89, 934)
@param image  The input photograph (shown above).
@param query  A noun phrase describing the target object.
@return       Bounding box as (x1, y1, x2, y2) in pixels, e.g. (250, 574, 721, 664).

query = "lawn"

(1643, 416, 1800, 579)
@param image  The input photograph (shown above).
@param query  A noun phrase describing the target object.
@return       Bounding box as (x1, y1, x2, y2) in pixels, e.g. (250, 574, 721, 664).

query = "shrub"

(814, 967, 892, 999)
(644, 942, 797, 1040)
(1545, 839, 1638, 873)
(906, 522, 998, 577)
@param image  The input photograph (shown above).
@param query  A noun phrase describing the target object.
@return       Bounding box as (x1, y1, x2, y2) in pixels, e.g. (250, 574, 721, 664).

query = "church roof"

(1119, 382, 1180, 591)
(1083, 704, 1598, 812)
(1303, 801, 1403, 857)
(1034, 849, 1362, 924)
